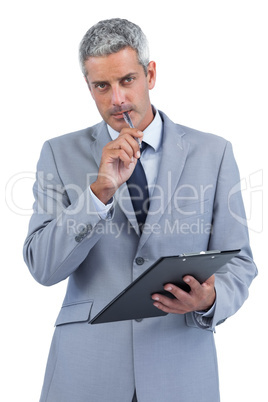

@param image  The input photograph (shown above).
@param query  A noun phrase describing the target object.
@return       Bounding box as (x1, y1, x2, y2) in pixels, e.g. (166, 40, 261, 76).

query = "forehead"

(84, 47, 143, 82)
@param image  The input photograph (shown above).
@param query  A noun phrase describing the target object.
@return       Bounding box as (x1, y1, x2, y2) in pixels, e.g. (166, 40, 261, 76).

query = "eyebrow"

(90, 72, 139, 86)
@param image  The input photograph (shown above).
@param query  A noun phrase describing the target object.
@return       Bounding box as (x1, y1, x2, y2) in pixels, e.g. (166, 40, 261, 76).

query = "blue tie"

(127, 142, 150, 231)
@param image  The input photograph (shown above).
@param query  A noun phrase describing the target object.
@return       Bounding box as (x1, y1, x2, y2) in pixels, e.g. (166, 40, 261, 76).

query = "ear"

(147, 61, 156, 90)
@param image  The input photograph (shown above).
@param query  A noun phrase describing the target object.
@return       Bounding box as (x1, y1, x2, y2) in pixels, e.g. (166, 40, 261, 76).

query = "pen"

(123, 112, 142, 148)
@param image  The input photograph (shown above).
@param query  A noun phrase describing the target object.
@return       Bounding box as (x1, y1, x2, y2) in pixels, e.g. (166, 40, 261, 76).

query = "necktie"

(127, 142, 150, 231)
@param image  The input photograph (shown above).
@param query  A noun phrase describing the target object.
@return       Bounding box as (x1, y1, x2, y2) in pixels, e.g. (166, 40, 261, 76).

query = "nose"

(111, 85, 125, 106)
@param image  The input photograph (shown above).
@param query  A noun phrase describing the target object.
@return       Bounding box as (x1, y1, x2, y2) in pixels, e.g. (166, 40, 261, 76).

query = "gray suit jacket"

(24, 111, 257, 402)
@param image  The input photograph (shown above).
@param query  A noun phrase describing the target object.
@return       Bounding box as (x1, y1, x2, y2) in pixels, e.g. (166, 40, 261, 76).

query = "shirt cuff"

(193, 302, 216, 328)
(195, 302, 216, 317)
(89, 187, 114, 220)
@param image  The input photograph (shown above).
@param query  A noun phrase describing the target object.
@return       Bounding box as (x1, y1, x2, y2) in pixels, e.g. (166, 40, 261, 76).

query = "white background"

(1, 1, 267, 401)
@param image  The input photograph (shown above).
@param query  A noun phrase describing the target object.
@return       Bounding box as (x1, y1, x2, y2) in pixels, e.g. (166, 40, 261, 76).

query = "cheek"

(92, 93, 108, 111)
(131, 85, 147, 107)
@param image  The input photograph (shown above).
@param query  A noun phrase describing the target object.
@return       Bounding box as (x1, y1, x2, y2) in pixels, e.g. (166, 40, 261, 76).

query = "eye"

(95, 83, 107, 91)
(123, 76, 135, 84)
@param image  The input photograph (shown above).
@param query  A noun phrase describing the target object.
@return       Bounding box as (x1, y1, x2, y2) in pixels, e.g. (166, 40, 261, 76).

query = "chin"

(107, 118, 126, 132)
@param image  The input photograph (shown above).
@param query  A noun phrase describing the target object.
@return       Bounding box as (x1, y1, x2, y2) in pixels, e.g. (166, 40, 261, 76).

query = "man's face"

(84, 47, 156, 132)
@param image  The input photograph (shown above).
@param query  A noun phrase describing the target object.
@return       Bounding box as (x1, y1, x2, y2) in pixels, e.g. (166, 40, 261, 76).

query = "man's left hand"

(151, 275, 216, 314)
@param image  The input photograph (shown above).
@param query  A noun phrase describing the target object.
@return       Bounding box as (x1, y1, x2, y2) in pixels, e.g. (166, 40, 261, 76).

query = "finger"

(119, 127, 144, 142)
(152, 301, 186, 315)
(152, 289, 186, 308)
(163, 283, 192, 302)
(117, 140, 138, 160)
(119, 128, 144, 151)
(113, 134, 141, 159)
(182, 276, 202, 293)
(116, 149, 137, 169)
(104, 147, 136, 169)
(151, 293, 188, 314)
(106, 139, 138, 164)
(132, 129, 143, 143)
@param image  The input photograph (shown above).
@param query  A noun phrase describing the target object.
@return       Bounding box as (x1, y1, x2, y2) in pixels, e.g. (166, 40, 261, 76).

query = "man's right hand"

(90, 128, 144, 204)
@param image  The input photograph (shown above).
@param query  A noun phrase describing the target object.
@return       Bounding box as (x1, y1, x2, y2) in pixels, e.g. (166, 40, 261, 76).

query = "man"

(23, 18, 257, 402)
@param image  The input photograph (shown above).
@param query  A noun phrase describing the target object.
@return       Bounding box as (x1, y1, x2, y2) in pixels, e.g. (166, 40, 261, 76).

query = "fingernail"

(136, 151, 141, 158)
(152, 296, 159, 301)
(166, 286, 172, 291)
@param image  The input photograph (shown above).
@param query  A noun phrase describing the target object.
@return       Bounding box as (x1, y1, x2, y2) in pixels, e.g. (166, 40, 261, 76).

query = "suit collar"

(90, 121, 111, 166)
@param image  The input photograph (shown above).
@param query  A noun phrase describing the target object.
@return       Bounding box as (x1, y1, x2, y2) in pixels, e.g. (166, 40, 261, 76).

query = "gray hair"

(79, 18, 150, 77)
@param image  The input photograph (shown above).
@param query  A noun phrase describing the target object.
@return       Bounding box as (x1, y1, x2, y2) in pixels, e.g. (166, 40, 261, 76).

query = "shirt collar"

(107, 107, 163, 152)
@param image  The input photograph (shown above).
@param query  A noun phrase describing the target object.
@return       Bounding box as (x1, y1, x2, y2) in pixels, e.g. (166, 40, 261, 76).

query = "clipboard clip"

(179, 250, 221, 257)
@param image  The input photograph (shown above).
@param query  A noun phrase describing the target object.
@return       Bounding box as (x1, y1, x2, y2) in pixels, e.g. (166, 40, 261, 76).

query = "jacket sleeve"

(23, 140, 112, 286)
(186, 141, 258, 331)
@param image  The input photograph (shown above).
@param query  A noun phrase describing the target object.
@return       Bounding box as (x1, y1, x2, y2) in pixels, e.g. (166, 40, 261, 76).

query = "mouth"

(112, 110, 132, 120)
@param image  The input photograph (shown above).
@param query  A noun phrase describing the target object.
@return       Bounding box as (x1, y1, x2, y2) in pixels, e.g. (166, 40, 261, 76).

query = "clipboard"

(90, 249, 240, 324)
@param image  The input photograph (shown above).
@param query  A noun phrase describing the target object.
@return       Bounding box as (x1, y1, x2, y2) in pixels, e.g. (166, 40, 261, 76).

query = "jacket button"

(135, 257, 144, 265)
(80, 226, 88, 235)
(87, 224, 93, 232)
